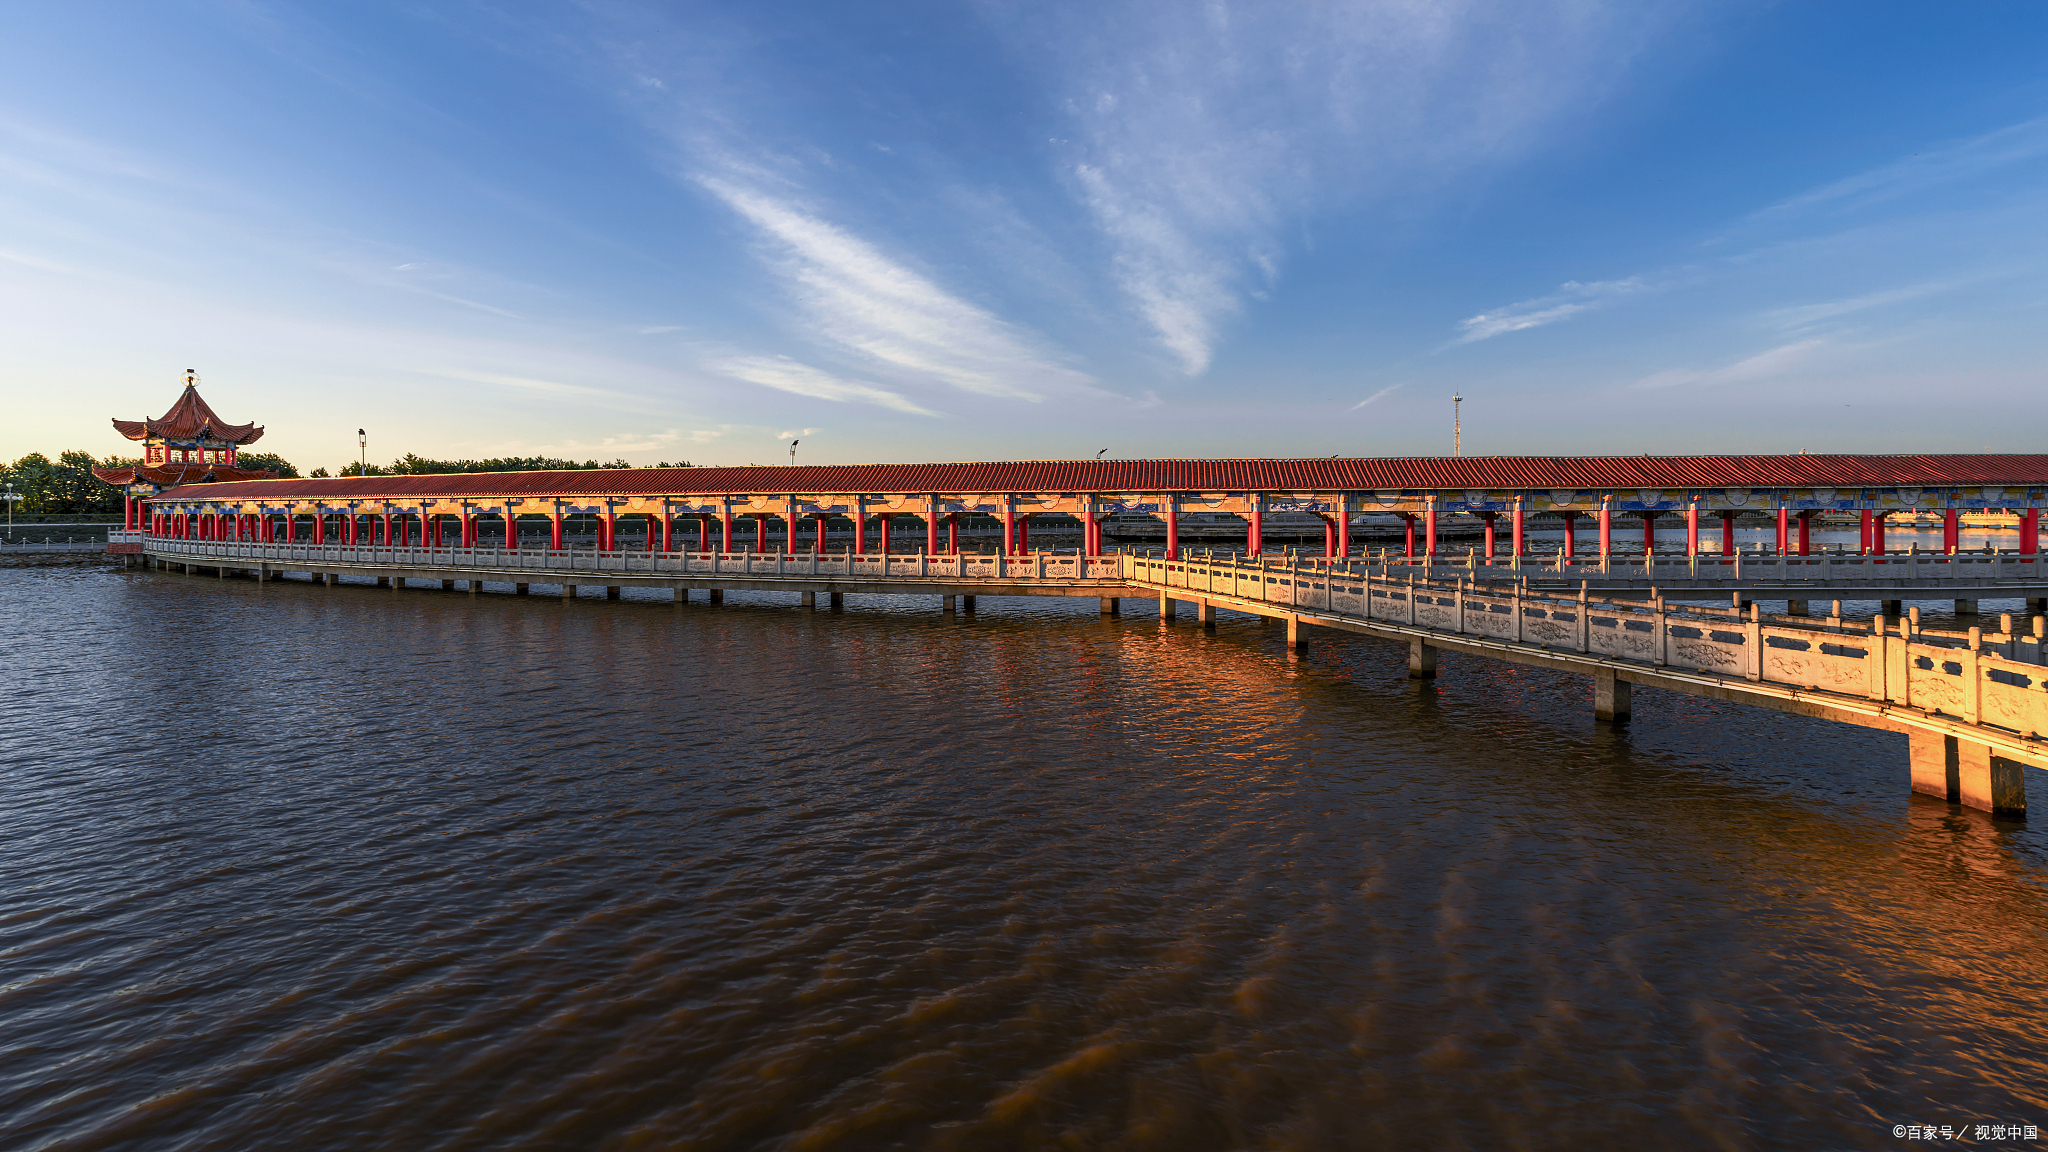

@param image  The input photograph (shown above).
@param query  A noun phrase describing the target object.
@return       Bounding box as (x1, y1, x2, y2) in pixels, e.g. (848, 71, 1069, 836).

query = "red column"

(946, 513, 960, 554)
(1481, 514, 1496, 557)
(1246, 504, 1262, 557)
(1424, 508, 1438, 556)
(1943, 507, 1959, 554)
(1162, 503, 1177, 560)
(1642, 512, 1656, 558)
(1797, 511, 1811, 556)
(994, 506, 1008, 557)
(1321, 517, 1335, 557)
(1512, 506, 1525, 556)
(1598, 507, 1611, 557)
(1016, 515, 1030, 554)
(877, 514, 891, 554)
(1685, 506, 1699, 556)
(1775, 507, 1790, 555)
(1858, 509, 1872, 555)
(381, 512, 392, 546)
(1872, 511, 1889, 555)
(661, 513, 673, 553)
(854, 508, 870, 554)
(1402, 514, 1416, 557)
(2024, 509, 2040, 555)
(720, 508, 734, 552)
(313, 511, 325, 545)
(926, 509, 940, 555)
(507, 510, 520, 551)
(1720, 514, 1736, 556)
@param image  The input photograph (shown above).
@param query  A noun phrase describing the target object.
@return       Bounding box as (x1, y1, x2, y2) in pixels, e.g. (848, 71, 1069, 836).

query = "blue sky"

(2, 1, 2044, 472)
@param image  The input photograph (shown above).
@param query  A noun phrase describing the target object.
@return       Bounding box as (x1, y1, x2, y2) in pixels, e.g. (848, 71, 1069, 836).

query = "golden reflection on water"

(0, 565, 2044, 1151)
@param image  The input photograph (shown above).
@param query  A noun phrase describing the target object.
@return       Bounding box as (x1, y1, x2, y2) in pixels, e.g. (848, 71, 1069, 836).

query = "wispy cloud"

(1634, 338, 1828, 390)
(1457, 278, 1647, 343)
(1766, 279, 1965, 331)
(1349, 383, 1404, 411)
(696, 176, 1094, 403)
(1036, 2, 1672, 374)
(710, 353, 936, 416)
(1752, 115, 2048, 220)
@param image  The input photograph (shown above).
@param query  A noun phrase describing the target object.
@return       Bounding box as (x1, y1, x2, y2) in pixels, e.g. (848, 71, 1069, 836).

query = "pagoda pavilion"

(94, 370, 275, 531)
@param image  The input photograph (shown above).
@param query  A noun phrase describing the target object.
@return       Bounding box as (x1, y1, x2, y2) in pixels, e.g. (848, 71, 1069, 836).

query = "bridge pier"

(1100, 596, 1118, 615)
(1912, 731, 2027, 816)
(961, 595, 975, 612)
(1956, 599, 1979, 616)
(710, 589, 724, 604)
(1285, 616, 1304, 649)
(1881, 599, 1902, 616)
(1159, 591, 1176, 619)
(1196, 600, 1215, 627)
(1408, 638, 1437, 679)
(1787, 599, 1809, 616)
(942, 595, 955, 614)
(515, 583, 529, 595)
(802, 591, 816, 608)
(1593, 669, 1631, 722)
(563, 584, 576, 598)
(392, 577, 404, 589)
(606, 586, 620, 599)
(441, 579, 454, 590)
(468, 579, 478, 595)
(829, 592, 842, 609)
(2030, 598, 2047, 616)
(376, 575, 390, 587)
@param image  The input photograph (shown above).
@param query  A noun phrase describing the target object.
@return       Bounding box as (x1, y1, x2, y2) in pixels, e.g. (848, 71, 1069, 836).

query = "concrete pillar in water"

(1958, 740, 2027, 817)
(802, 590, 816, 608)
(563, 584, 577, 598)
(1409, 638, 1438, 680)
(829, 592, 843, 608)
(674, 586, 686, 606)
(1594, 669, 1630, 722)
(392, 577, 405, 589)
(376, 575, 390, 587)
(606, 586, 621, 599)
(1286, 616, 1304, 649)
(710, 589, 724, 604)
(441, 579, 455, 590)
(1159, 591, 1177, 619)
(1196, 600, 1215, 628)
(468, 578, 479, 595)
(1956, 599, 1979, 616)
(515, 583, 529, 595)
(2029, 597, 2047, 616)
(1787, 599, 1809, 616)
(1881, 599, 1902, 616)
(1099, 596, 1118, 615)
(1909, 730, 1960, 802)
(961, 595, 975, 612)
(942, 595, 955, 614)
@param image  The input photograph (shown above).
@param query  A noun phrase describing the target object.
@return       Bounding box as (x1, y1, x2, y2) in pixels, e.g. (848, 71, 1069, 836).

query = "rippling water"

(4, 562, 2045, 1151)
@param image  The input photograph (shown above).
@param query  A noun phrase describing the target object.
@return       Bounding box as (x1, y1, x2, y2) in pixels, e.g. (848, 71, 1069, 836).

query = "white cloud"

(709, 353, 936, 416)
(1348, 383, 1404, 411)
(1766, 280, 1962, 331)
(1035, 2, 1673, 374)
(1457, 278, 1647, 343)
(1633, 338, 1828, 390)
(1753, 115, 2048, 220)
(696, 177, 1095, 403)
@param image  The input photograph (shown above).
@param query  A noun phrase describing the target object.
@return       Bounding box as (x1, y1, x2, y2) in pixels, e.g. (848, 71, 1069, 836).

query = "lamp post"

(1452, 394, 1463, 457)
(357, 428, 367, 477)
(1, 483, 18, 539)
(789, 439, 799, 465)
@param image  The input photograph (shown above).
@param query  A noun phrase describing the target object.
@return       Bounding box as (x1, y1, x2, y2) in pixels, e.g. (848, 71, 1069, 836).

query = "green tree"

(235, 451, 299, 478)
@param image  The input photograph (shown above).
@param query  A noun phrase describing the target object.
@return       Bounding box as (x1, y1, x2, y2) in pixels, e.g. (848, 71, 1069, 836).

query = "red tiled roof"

(95, 463, 278, 488)
(148, 454, 2048, 503)
(112, 382, 264, 445)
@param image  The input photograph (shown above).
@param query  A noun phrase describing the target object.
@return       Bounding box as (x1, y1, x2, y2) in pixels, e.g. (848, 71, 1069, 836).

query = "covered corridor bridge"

(129, 453, 2048, 822)
(130, 452, 2048, 560)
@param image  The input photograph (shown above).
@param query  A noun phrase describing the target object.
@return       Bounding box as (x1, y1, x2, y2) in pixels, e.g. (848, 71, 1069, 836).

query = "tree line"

(0, 449, 694, 515)
(320, 454, 691, 477)
(0, 451, 297, 516)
